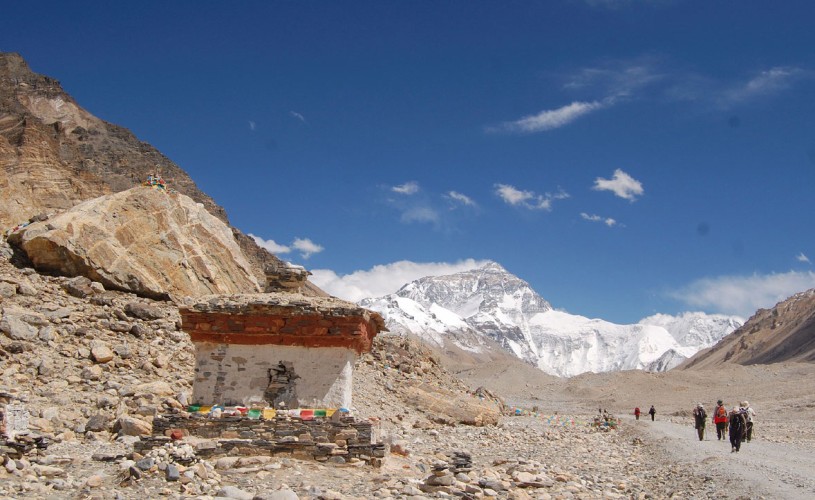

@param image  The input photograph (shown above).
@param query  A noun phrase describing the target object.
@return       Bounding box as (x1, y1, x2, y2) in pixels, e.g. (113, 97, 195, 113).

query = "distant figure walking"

(634, 407, 641, 420)
(713, 400, 728, 440)
(741, 401, 756, 442)
(648, 405, 656, 421)
(729, 407, 747, 452)
(693, 403, 707, 441)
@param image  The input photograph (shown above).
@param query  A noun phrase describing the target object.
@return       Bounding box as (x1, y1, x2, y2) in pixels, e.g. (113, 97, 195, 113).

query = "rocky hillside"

(0, 52, 323, 295)
(0, 245, 741, 498)
(680, 288, 815, 369)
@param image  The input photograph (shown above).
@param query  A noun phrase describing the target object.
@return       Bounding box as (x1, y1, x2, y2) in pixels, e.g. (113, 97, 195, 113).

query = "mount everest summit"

(360, 262, 743, 377)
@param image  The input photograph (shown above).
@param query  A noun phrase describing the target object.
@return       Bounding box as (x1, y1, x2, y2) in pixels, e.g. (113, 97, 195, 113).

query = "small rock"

(216, 485, 254, 499)
(114, 343, 132, 359)
(254, 490, 300, 500)
(0, 282, 16, 298)
(136, 458, 155, 471)
(85, 414, 109, 433)
(85, 474, 103, 488)
(125, 302, 165, 320)
(129, 466, 142, 480)
(129, 323, 150, 338)
(0, 310, 38, 340)
(115, 415, 152, 437)
(166, 464, 180, 481)
(62, 277, 96, 298)
(38, 326, 57, 342)
(90, 340, 114, 363)
(82, 365, 104, 381)
(17, 281, 37, 296)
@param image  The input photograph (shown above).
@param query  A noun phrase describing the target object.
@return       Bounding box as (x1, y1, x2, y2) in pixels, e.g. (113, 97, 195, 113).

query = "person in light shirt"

(741, 401, 756, 442)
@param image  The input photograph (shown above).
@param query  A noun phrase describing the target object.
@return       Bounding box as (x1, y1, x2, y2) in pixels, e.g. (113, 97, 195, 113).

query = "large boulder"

(8, 187, 261, 299)
(402, 384, 501, 426)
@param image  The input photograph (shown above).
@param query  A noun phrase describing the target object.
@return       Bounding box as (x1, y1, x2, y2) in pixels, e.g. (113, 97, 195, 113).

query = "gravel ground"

(621, 414, 815, 500)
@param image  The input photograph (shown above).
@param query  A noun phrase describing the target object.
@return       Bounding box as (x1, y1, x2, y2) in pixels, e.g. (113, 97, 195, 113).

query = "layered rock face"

(681, 288, 815, 369)
(0, 52, 224, 228)
(8, 186, 261, 299)
(0, 52, 322, 294)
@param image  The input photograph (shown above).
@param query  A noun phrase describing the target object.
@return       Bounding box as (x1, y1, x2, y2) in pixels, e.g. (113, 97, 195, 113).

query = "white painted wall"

(193, 343, 355, 408)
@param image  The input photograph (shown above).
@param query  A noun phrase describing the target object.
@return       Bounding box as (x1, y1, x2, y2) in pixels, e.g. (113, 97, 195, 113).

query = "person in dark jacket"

(729, 407, 747, 452)
(693, 403, 707, 441)
(648, 405, 656, 421)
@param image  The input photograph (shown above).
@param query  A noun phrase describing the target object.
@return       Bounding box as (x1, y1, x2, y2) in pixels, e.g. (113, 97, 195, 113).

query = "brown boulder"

(115, 415, 153, 437)
(402, 384, 501, 426)
(8, 187, 261, 299)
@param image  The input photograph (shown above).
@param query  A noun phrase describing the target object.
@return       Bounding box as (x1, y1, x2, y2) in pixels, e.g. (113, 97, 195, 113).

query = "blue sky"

(4, 1, 814, 323)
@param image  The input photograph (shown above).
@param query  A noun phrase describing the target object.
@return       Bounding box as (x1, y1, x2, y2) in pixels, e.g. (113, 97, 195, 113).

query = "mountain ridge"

(362, 261, 742, 377)
(680, 288, 815, 369)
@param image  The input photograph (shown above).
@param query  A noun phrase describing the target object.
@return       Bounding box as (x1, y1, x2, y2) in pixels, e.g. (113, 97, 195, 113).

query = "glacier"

(360, 261, 743, 377)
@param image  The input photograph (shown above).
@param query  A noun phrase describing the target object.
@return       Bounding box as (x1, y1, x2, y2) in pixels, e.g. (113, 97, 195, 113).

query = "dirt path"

(624, 415, 815, 499)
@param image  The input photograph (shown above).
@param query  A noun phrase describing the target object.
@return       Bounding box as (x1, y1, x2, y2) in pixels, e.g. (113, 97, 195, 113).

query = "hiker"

(693, 403, 707, 441)
(634, 407, 641, 420)
(648, 405, 656, 421)
(713, 400, 728, 440)
(728, 406, 747, 452)
(741, 401, 756, 442)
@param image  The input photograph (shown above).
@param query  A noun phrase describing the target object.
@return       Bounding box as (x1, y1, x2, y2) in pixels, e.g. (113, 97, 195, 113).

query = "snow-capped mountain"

(638, 312, 744, 348)
(361, 261, 742, 377)
(358, 295, 486, 353)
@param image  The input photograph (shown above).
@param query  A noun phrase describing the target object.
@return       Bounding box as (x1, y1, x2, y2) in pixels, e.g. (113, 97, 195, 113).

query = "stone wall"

(192, 344, 354, 408)
(138, 414, 385, 466)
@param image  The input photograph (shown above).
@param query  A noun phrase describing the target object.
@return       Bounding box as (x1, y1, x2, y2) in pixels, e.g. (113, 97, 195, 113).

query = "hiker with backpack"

(728, 406, 747, 452)
(634, 407, 641, 420)
(692, 403, 707, 441)
(713, 400, 728, 440)
(648, 405, 656, 421)
(741, 401, 756, 442)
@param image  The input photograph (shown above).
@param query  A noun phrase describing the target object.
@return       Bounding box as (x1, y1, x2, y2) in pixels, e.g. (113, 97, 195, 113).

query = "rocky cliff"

(0, 52, 323, 295)
(680, 288, 815, 369)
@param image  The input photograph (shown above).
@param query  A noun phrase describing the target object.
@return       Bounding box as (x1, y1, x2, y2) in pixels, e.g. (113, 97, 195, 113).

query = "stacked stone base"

(136, 414, 385, 466)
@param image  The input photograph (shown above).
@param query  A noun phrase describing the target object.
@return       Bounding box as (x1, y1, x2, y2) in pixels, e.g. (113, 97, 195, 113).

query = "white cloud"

(495, 183, 569, 211)
(250, 234, 323, 259)
(401, 206, 440, 224)
(797, 252, 811, 264)
(289, 111, 306, 123)
(392, 181, 420, 195)
(310, 259, 490, 302)
(496, 184, 533, 205)
(446, 191, 476, 207)
(592, 169, 644, 201)
(580, 212, 617, 227)
(669, 271, 815, 318)
(292, 238, 324, 259)
(724, 67, 804, 104)
(249, 233, 291, 254)
(564, 60, 663, 98)
(487, 100, 606, 134)
(248, 121, 256, 131)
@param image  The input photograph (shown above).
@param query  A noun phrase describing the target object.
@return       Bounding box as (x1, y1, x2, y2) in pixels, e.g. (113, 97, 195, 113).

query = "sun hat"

(717, 400, 723, 405)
